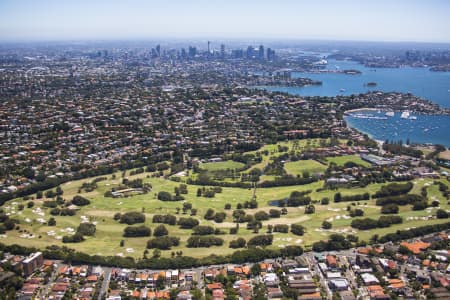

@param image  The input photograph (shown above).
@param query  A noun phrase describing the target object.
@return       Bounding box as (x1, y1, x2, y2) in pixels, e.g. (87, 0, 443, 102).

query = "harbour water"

(344, 110, 450, 147)
(263, 59, 450, 146)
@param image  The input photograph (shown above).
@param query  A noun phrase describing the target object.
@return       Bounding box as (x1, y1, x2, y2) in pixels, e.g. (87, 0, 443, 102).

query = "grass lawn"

(284, 160, 327, 176)
(326, 155, 371, 167)
(438, 150, 450, 160)
(1, 146, 449, 259)
(199, 160, 245, 172)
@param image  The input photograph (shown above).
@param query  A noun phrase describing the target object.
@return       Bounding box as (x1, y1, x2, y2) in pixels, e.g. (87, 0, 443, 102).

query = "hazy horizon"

(0, 0, 449, 43)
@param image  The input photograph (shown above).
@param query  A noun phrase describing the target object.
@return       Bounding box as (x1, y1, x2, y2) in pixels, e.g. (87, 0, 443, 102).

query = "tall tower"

(220, 44, 225, 58)
(207, 41, 211, 56)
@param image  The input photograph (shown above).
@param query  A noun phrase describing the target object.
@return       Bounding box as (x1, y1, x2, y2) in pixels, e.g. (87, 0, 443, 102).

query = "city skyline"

(0, 0, 450, 43)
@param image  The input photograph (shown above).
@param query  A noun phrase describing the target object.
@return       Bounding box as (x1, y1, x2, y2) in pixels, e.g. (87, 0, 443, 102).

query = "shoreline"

(343, 107, 379, 114)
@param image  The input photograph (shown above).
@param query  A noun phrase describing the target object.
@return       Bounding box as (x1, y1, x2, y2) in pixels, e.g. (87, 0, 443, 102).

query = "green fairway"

(199, 160, 245, 172)
(284, 159, 327, 176)
(326, 155, 371, 167)
(1, 141, 448, 259)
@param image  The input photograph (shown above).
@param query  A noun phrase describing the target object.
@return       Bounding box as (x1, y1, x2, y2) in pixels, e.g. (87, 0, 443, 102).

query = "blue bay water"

(263, 59, 450, 146)
(344, 110, 450, 147)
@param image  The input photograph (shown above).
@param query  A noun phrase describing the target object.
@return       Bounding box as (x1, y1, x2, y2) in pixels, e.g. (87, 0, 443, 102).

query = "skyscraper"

(267, 48, 276, 61)
(259, 45, 265, 60)
(188, 46, 197, 58)
(220, 44, 225, 58)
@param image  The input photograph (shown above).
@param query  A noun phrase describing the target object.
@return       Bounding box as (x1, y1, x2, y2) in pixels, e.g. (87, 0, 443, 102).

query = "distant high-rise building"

(220, 44, 225, 58)
(231, 49, 244, 59)
(156, 44, 161, 57)
(259, 45, 265, 60)
(188, 46, 197, 58)
(207, 41, 211, 55)
(246, 46, 254, 59)
(267, 48, 276, 61)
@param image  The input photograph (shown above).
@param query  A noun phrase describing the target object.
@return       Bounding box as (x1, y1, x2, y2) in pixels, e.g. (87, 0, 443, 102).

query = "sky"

(0, 0, 449, 43)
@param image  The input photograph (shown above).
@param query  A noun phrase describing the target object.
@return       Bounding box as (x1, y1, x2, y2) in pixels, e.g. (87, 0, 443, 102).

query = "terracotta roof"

(242, 266, 250, 275)
(326, 255, 337, 266)
(400, 241, 430, 254)
(207, 282, 223, 290)
(358, 247, 371, 254)
(299, 292, 321, 299)
(367, 285, 384, 292)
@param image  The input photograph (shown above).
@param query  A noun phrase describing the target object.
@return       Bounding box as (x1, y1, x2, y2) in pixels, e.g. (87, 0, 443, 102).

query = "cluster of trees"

(196, 186, 222, 198)
(322, 221, 332, 229)
(44, 186, 64, 198)
(375, 194, 423, 206)
(254, 211, 270, 221)
(248, 235, 273, 246)
(269, 209, 281, 218)
(351, 216, 402, 230)
(0, 240, 303, 270)
(204, 209, 227, 223)
(152, 214, 177, 225)
(334, 192, 370, 203)
(153, 225, 168, 237)
(157, 191, 184, 201)
(229, 237, 246, 248)
(236, 200, 258, 209)
(264, 160, 286, 176)
(273, 224, 289, 233)
(50, 208, 76, 216)
(72, 195, 91, 206)
(435, 181, 449, 199)
(290, 224, 306, 236)
(312, 234, 354, 252)
(436, 209, 449, 219)
(117, 212, 146, 225)
(174, 184, 188, 195)
(187, 236, 224, 248)
(63, 222, 96, 243)
(274, 190, 312, 207)
(123, 178, 152, 190)
(62, 233, 84, 243)
(123, 225, 151, 237)
(378, 222, 450, 243)
(304, 204, 315, 214)
(192, 225, 216, 235)
(43, 200, 58, 208)
(382, 142, 423, 158)
(373, 182, 413, 198)
(80, 178, 102, 192)
(349, 208, 364, 217)
(381, 204, 399, 214)
(177, 217, 199, 229)
(147, 236, 180, 250)
(77, 223, 96, 236)
(0, 213, 18, 233)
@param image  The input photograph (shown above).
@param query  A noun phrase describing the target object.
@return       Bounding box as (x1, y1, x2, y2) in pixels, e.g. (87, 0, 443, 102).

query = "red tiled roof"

(400, 241, 430, 254)
(207, 282, 223, 290)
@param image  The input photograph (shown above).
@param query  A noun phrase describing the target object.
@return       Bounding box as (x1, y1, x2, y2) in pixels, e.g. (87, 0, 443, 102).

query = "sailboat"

(400, 111, 410, 119)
